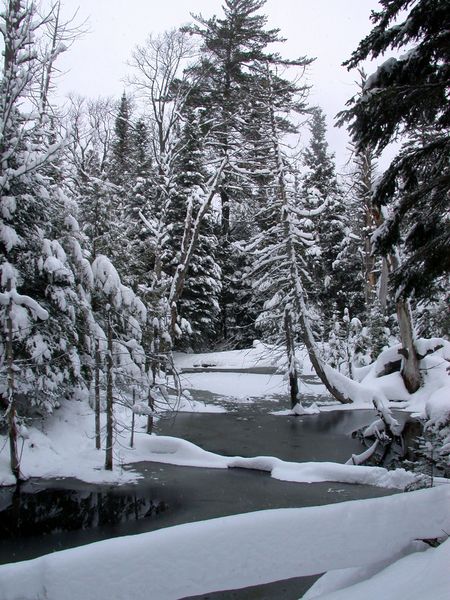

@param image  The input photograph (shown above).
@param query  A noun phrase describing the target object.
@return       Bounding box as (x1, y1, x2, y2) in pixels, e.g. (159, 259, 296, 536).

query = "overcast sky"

(55, 0, 389, 168)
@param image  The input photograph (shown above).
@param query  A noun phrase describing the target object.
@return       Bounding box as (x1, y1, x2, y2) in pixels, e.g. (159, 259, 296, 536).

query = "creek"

(0, 380, 408, 598)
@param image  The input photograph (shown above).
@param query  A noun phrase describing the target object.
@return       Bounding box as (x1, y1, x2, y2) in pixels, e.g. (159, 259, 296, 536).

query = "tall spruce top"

(187, 0, 284, 85)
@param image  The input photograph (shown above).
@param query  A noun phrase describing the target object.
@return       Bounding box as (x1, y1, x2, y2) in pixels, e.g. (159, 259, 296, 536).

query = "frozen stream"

(0, 374, 402, 599)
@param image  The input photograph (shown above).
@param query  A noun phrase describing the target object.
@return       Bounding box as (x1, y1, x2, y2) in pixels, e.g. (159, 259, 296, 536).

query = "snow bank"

(0, 486, 449, 600)
(304, 537, 450, 600)
(0, 397, 223, 487)
(174, 340, 314, 374)
(176, 339, 449, 418)
(173, 341, 276, 370)
(139, 435, 417, 489)
(1, 402, 421, 489)
(426, 386, 450, 426)
(180, 370, 287, 399)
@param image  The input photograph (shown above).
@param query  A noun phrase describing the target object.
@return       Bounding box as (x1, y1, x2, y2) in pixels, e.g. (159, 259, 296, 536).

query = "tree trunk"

(298, 309, 353, 404)
(94, 339, 101, 450)
(104, 311, 113, 471)
(6, 279, 20, 481)
(220, 188, 230, 238)
(151, 319, 159, 385)
(130, 388, 135, 448)
(364, 208, 377, 307)
(378, 258, 389, 312)
(147, 390, 155, 434)
(396, 298, 421, 393)
(284, 309, 299, 409)
(387, 253, 421, 393)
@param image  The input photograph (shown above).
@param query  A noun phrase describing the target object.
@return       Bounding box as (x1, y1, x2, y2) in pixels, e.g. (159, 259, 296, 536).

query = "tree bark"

(387, 253, 421, 393)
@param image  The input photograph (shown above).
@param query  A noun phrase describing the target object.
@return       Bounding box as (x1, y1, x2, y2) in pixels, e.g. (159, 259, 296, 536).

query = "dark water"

(0, 389, 404, 598)
(156, 402, 389, 464)
(0, 483, 167, 539)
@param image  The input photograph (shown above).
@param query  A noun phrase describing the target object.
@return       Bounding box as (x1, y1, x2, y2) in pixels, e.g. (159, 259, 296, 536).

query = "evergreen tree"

(301, 107, 363, 337)
(303, 108, 337, 198)
(163, 107, 222, 349)
(123, 118, 156, 292)
(106, 93, 157, 291)
(346, 94, 392, 365)
(187, 0, 312, 343)
(91, 255, 147, 470)
(339, 0, 449, 299)
(110, 92, 132, 182)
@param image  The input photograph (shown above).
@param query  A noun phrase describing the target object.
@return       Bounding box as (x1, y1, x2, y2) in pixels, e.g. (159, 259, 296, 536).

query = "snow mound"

(143, 435, 417, 489)
(292, 402, 320, 415)
(425, 386, 450, 427)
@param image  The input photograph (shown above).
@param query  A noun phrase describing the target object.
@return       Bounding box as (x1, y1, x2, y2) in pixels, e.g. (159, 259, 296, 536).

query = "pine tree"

(91, 255, 147, 471)
(123, 118, 156, 292)
(186, 0, 312, 343)
(110, 92, 132, 182)
(106, 93, 158, 291)
(346, 100, 391, 365)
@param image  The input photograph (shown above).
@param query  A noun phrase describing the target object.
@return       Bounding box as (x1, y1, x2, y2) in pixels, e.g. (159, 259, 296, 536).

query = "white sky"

(54, 0, 389, 168)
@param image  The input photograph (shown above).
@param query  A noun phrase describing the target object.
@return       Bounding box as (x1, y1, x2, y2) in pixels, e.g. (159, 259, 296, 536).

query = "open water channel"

(0, 375, 406, 599)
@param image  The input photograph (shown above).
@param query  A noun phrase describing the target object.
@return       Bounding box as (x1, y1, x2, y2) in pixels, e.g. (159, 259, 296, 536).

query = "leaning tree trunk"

(167, 159, 227, 340)
(297, 306, 353, 404)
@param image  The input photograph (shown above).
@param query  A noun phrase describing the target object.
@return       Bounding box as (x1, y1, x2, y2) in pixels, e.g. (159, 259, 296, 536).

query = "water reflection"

(0, 485, 167, 539)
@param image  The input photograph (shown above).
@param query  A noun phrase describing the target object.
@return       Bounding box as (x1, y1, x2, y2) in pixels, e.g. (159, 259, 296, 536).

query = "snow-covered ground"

(0, 485, 449, 600)
(174, 339, 316, 373)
